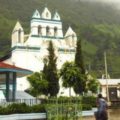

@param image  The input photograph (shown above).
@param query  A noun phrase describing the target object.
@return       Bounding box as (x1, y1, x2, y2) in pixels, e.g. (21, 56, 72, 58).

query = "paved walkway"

(82, 109, 120, 120)
(83, 116, 94, 120)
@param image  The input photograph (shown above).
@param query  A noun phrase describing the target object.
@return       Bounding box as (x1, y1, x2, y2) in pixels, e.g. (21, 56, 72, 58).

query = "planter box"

(0, 113, 46, 120)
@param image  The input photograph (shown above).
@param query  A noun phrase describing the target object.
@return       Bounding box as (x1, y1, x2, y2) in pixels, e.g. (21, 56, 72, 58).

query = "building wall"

(30, 19, 63, 37)
(10, 47, 75, 93)
(9, 8, 77, 96)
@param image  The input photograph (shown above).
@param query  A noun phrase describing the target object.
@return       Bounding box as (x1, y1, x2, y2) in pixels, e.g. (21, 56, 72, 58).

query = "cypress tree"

(74, 38, 86, 94)
(44, 41, 59, 97)
(75, 38, 85, 74)
(42, 58, 49, 95)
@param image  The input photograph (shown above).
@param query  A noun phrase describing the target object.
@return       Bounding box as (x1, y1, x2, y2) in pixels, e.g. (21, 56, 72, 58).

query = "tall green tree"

(75, 39, 85, 74)
(74, 38, 87, 94)
(86, 74, 99, 93)
(60, 61, 84, 96)
(44, 41, 59, 97)
(73, 75, 86, 95)
(27, 72, 48, 97)
(42, 58, 49, 96)
(43, 58, 48, 78)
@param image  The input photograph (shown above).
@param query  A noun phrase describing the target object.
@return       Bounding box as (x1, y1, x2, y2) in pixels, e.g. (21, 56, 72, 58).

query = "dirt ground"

(82, 116, 95, 120)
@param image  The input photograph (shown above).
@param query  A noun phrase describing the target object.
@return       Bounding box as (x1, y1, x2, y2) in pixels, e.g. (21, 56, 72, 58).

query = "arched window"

(72, 34, 75, 40)
(18, 29, 21, 43)
(54, 27, 58, 37)
(46, 12, 49, 18)
(46, 26, 50, 36)
(38, 25, 42, 36)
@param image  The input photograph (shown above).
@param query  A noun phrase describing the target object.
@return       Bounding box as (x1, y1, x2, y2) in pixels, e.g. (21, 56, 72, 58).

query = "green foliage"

(31, 104, 46, 113)
(74, 38, 87, 94)
(82, 96, 96, 107)
(73, 75, 86, 95)
(0, 0, 120, 77)
(75, 39, 85, 74)
(44, 41, 59, 97)
(82, 39, 97, 55)
(46, 97, 82, 104)
(7, 103, 30, 113)
(60, 62, 80, 88)
(27, 72, 48, 97)
(45, 96, 95, 110)
(87, 77, 99, 93)
(79, 24, 120, 78)
(82, 104, 92, 110)
(0, 103, 46, 115)
(60, 61, 86, 95)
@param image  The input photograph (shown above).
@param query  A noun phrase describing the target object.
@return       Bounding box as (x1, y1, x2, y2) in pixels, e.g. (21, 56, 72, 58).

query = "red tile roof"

(0, 62, 32, 74)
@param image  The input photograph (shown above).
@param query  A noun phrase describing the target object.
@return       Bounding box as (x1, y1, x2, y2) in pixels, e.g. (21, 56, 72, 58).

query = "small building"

(0, 62, 32, 101)
(98, 79, 120, 101)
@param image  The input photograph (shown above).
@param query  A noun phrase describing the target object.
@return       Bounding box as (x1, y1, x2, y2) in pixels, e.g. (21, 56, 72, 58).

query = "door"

(109, 87, 117, 101)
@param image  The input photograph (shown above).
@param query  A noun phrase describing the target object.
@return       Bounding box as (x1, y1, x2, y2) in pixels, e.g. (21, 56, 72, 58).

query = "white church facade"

(3, 7, 77, 96)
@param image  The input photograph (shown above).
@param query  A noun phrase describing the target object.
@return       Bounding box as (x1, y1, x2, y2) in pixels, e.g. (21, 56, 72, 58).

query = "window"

(72, 34, 75, 40)
(18, 29, 21, 43)
(54, 27, 58, 37)
(46, 12, 49, 18)
(46, 26, 50, 36)
(38, 25, 42, 36)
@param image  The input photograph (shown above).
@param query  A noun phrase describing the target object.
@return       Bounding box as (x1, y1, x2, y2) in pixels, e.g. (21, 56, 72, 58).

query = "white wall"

(30, 19, 63, 37)
(10, 47, 76, 94)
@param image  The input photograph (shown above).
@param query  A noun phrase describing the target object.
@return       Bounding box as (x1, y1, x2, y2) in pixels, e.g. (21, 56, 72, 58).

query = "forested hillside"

(0, 0, 120, 78)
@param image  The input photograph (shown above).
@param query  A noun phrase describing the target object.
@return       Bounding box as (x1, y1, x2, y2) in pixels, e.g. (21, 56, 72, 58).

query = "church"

(3, 7, 77, 96)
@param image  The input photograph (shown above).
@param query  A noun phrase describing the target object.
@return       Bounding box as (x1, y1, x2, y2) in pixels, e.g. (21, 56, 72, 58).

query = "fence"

(0, 98, 41, 107)
(44, 98, 83, 120)
(0, 98, 83, 120)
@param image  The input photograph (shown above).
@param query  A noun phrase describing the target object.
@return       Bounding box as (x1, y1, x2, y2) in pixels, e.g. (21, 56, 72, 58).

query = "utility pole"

(104, 52, 110, 103)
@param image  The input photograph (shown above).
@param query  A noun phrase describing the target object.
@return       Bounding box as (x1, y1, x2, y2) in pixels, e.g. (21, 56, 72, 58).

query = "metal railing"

(0, 98, 41, 107)
(45, 98, 82, 120)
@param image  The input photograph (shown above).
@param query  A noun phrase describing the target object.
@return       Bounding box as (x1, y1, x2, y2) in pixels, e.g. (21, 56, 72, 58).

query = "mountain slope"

(0, 0, 120, 77)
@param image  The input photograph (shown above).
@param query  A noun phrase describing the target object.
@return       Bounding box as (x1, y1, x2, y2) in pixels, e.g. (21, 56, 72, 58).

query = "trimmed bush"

(0, 103, 46, 115)
(7, 103, 30, 114)
(31, 104, 46, 113)
(82, 104, 92, 110)
(82, 96, 96, 107)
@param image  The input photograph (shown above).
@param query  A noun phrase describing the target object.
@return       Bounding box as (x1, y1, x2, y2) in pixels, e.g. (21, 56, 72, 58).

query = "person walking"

(95, 94, 108, 120)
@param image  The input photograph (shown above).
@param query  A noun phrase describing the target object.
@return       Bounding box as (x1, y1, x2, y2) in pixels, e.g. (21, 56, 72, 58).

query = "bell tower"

(11, 21, 24, 47)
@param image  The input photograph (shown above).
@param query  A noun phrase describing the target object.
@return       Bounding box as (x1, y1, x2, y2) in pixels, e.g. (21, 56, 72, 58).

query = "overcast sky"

(84, 0, 120, 2)
(83, 0, 120, 9)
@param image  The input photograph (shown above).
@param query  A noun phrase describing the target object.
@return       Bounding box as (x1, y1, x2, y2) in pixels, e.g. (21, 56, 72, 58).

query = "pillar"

(12, 72, 16, 101)
(6, 72, 10, 101)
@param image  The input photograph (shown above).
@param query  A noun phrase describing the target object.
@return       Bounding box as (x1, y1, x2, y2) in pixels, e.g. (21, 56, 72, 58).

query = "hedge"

(0, 103, 46, 115)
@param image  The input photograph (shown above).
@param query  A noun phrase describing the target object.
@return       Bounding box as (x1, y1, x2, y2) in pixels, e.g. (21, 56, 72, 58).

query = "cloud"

(83, 0, 120, 3)
(105, 0, 120, 2)
(82, 0, 120, 8)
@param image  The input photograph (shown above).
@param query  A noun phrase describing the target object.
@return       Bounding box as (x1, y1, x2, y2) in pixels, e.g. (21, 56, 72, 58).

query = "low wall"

(0, 113, 46, 120)
(77, 108, 97, 117)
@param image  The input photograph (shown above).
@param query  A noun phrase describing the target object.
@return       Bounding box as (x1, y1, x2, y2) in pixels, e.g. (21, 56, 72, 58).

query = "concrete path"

(82, 109, 120, 120)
